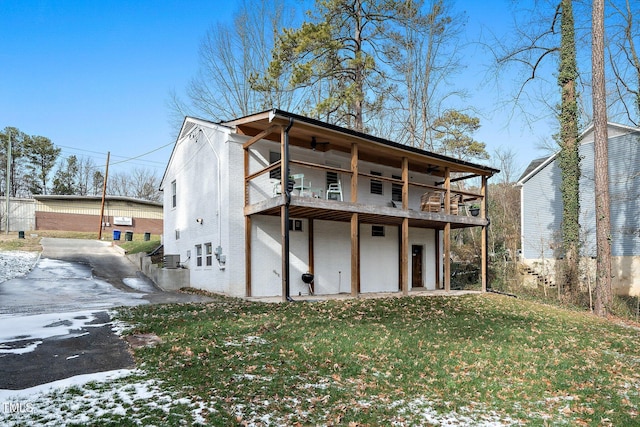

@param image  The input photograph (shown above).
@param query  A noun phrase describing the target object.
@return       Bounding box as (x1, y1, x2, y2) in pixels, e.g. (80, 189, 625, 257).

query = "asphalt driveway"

(0, 238, 210, 390)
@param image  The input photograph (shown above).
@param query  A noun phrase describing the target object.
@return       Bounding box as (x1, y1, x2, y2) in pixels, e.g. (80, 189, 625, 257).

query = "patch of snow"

(122, 277, 156, 293)
(0, 369, 218, 426)
(0, 251, 39, 283)
(0, 311, 102, 354)
(0, 369, 136, 400)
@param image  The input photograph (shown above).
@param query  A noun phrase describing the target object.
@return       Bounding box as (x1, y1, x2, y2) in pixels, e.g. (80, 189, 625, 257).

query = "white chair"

(326, 181, 343, 201)
(272, 180, 282, 197)
(291, 173, 311, 196)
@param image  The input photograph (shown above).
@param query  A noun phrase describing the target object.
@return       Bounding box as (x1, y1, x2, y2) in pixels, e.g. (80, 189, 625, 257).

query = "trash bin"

(125, 231, 133, 241)
(113, 230, 121, 241)
(144, 232, 151, 241)
(18, 231, 25, 239)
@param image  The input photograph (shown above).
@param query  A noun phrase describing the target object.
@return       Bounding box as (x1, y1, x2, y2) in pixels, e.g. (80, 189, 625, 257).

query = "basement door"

(412, 245, 423, 288)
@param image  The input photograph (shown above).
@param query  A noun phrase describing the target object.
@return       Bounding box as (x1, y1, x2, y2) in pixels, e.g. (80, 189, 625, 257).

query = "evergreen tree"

(23, 135, 60, 195)
(52, 155, 79, 195)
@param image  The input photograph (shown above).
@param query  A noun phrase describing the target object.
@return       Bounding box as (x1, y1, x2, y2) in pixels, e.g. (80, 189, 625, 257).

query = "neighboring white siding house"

(518, 123, 640, 295)
(161, 110, 497, 299)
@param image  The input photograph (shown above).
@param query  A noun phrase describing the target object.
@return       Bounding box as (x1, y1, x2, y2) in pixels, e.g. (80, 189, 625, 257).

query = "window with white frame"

(205, 243, 213, 266)
(195, 244, 202, 267)
(171, 180, 177, 208)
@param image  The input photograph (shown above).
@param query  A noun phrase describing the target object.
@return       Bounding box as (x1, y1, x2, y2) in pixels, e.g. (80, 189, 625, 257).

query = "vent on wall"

(164, 254, 180, 269)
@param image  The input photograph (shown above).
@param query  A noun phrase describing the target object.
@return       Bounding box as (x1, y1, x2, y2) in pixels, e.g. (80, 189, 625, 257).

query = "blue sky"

(1, 0, 555, 178)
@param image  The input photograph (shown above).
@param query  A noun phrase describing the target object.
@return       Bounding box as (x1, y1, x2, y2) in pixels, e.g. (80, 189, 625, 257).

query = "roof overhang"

(223, 109, 499, 178)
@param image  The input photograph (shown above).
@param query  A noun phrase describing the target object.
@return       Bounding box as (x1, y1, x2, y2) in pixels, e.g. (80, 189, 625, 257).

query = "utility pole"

(98, 151, 110, 240)
(5, 130, 11, 235)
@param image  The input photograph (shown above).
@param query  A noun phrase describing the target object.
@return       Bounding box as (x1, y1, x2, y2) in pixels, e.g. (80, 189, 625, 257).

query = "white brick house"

(160, 110, 498, 300)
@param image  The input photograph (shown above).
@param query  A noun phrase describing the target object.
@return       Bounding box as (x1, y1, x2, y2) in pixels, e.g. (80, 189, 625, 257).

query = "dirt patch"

(125, 333, 163, 349)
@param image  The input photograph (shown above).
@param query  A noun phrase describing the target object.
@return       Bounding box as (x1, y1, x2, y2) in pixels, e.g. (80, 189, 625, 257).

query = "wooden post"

(351, 143, 358, 203)
(435, 231, 441, 289)
(98, 152, 110, 240)
(308, 218, 314, 294)
(351, 213, 359, 297)
(402, 157, 409, 210)
(244, 147, 249, 207)
(243, 146, 251, 297)
(481, 175, 488, 292)
(443, 167, 451, 292)
(401, 218, 409, 295)
(245, 216, 252, 297)
(401, 158, 409, 294)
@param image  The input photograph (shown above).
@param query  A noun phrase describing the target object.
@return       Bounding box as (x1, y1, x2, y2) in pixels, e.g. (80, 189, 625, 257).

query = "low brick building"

(34, 195, 163, 236)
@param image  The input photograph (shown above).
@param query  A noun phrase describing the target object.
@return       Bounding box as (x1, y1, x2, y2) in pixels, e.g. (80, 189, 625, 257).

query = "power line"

(109, 141, 175, 166)
(54, 141, 175, 172)
(56, 144, 169, 165)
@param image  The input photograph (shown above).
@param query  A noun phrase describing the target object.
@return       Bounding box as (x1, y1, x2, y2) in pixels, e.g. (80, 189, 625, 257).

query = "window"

(372, 225, 385, 237)
(392, 175, 402, 202)
(175, 229, 180, 240)
(205, 243, 212, 266)
(289, 219, 303, 231)
(195, 244, 202, 267)
(171, 180, 177, 208)
(370, 171, 383, 195)
(326, 170, 338, 188)
(269, 151, 281, 180)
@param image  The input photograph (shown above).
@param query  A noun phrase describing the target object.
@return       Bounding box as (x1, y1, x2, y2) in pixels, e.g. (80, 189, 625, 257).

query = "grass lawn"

(56, 294, 635, 426)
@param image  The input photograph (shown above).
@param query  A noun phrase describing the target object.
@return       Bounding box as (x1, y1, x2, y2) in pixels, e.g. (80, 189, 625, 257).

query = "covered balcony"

(226, 109, 499, 300)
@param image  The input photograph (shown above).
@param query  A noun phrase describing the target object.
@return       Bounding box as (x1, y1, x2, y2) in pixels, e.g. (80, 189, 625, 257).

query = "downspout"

(283, 117, 294, 302)
(485, 181, 490, 291)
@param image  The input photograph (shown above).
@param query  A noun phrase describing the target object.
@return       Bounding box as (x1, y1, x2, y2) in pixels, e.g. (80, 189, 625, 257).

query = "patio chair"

(326, 181, 343, 201)
(420, 191, 442, 212)
(448, 193, 462, 215)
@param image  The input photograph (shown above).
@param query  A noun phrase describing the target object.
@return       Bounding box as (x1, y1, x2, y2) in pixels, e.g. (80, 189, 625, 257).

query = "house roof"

(517, 156, 550, 184)
(33, 195, 163, 208)
(223, 109, 500, 177)
(516, 122, 640, 186)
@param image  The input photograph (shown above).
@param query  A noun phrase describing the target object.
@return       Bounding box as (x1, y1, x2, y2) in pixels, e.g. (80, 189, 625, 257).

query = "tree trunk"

(558, 0, 580, 295)
(592, 0, 613, 316)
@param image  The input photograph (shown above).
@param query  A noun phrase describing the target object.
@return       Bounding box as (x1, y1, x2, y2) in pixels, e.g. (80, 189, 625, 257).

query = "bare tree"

(608, 0, 640, 125)
(592, 0, 613, 316)
(390, 0, 466, 149)
(107, 168, 161, 203)
(75, 156, 97, 196)
(170, 0, 299, 124)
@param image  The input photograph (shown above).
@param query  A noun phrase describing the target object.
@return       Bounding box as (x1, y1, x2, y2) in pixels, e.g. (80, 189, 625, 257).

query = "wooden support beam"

(402, 157, 409, 210)
(351, 143, 358, 203)
(242, 124, 278, 149)
(444, 167, 451, 214)
(444, 167, 451, 291)
(245, 216, 252, 297)
(435, 230, 441, 289)
(481, 175, 488, 292)
(401, 218, 409, 295)
(444, 223, 451, 292)
(308, 218, 315, 294)
(244, 148, 249, 207)
(351, 213, 359, 297)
